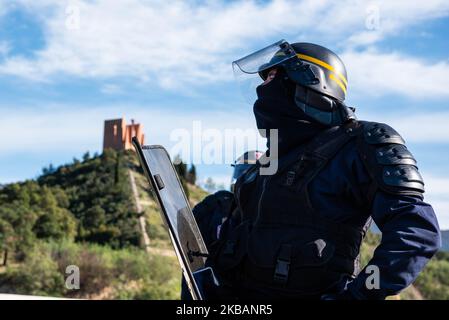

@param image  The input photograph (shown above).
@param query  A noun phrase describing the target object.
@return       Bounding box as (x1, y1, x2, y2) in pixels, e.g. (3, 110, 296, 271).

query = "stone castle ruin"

(103, 118, 145, 151)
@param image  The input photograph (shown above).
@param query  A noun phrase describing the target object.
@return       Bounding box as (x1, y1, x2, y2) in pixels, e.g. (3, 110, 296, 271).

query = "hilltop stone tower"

(103, 118, 145, 151)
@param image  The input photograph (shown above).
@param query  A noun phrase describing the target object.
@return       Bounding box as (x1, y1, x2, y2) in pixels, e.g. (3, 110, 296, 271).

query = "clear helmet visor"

(232, 39, 295, 102)
(232, 39, 296, 76)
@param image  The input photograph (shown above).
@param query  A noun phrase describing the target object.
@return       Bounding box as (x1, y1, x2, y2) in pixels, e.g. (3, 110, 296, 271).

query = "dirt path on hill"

(128, 170, 151, 252)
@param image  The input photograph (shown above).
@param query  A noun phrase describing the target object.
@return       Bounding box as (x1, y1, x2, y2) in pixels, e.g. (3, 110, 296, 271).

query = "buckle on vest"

(273, 244, 292, 285)
(285, 171, 296, 186)
(284, 155, 310, 186)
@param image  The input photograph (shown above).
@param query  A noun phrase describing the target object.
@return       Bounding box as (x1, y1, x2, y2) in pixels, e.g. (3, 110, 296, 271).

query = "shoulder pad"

(362, 121, 405, 145)
(356, 122, 424, 198)
(376, 144, 416, 166)
(383, 165, 424, 192)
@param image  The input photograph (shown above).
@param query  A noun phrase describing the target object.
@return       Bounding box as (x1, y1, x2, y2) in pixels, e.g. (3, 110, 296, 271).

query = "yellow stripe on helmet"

(329, 73, 347, 95)
(296, 53, 348, 87)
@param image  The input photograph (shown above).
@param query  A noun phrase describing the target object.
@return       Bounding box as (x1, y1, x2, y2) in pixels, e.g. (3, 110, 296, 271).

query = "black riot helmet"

(230, 150, 262, 192)
(233, 40, 355, 126)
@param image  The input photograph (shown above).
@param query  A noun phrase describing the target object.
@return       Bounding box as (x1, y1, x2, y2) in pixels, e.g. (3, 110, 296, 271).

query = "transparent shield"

(135, 143, 208, 299)
(141, 146, 207, 269)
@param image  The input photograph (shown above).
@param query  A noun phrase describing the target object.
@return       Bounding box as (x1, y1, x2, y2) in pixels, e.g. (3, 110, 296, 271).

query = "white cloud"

(430, 198, 449, 230)
(422, 175, 449, 229)
(343, 49, 449, 99)
(358, 110, 449, 143)
(342, 0, 449, 47)
(390, 112, 449, 143)
(0, 105, 102, 153)
(1, 0, 449, 97)
(0, 102, 259, 154)
(1, 100, 447, 156)
(1, 0, 315, 85)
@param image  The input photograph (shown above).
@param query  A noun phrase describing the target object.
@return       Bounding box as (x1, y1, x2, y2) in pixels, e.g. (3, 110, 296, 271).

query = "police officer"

(231, 151, 263, 192)
(193, 150, 262, 249)
(209, 40, 441, 300)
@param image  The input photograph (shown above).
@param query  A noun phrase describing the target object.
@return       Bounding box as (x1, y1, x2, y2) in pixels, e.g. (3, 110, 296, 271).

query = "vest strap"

(273, 244, 293, 285)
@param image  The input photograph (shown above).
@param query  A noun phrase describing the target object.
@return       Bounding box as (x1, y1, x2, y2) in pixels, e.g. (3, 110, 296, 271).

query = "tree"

(0, 203, 38, 260)
(115, 153, 121, 184)
(0, 219, 14, 266)
(186, 164, 197, 185)
(83, 151, 91, 162)
(41, 163, 56, 176)
(180, 178, 190, 200)
(33, 187, 77, 241)
(173, 155, 187, 180)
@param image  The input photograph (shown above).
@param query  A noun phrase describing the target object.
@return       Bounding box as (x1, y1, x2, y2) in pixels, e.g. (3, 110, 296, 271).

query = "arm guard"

(356, 121, 424, 200)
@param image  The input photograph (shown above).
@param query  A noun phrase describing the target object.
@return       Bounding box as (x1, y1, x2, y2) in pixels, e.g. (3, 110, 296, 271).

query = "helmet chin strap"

(294, 85, 356, 126)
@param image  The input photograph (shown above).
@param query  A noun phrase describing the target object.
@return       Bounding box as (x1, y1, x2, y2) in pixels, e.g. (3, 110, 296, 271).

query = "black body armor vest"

(208, 120, 423, 299)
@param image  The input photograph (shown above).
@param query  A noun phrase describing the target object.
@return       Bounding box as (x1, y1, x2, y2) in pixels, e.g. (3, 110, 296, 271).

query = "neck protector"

(294, 85, 356, 126)
(253, 74, 326, 155)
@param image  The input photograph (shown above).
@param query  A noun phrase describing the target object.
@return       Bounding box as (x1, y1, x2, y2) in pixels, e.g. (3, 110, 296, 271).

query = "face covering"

(253, 72, 326, 155)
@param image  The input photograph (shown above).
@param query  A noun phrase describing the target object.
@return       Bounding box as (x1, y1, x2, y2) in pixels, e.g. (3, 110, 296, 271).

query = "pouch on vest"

(243, 226, 344, 295)
(211, 220, 250, 273)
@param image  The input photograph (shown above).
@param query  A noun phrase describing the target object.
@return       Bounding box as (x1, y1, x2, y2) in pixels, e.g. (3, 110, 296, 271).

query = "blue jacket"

(191, 122, 441, 300)
(293, 126, 441, 299)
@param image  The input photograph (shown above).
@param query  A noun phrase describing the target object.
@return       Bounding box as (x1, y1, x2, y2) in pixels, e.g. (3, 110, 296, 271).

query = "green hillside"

(0, 149, 181, 299)
(441, 230, 449, 251)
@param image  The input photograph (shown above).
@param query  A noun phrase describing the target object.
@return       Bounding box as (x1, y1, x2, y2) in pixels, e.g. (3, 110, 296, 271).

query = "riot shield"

(132, 138, 209, 300)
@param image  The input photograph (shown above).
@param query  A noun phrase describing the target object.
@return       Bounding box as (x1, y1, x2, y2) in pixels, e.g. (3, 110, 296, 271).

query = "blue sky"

(0, 0, 449, 228)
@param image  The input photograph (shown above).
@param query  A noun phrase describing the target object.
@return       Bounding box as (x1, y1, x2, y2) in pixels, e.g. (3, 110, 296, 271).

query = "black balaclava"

(253, 70, 326, 156)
